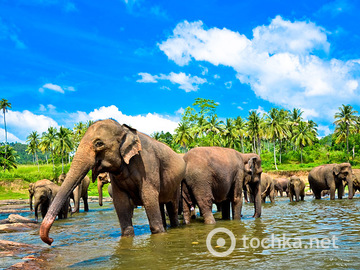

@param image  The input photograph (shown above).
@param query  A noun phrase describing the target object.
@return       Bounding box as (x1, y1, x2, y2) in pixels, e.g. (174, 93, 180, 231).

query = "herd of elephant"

(34, 119, 360, 246)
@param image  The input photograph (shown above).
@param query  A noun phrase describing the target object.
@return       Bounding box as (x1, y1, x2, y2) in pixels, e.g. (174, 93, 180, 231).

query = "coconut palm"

(292, 121, 317, 163)
(234, 116, 247, 152)
(334, 104, 358, 157)
(222, 118, 239, 148)
(204, 114, 224, 146)
(55, 127, 74, 173)
(264, 108, 290, 170)
(174, 121, 193, 151)
(247, 111, 262, 155)
(26, 131, 40, 171)
(0, 98, 12, 170)
(40, 127, 57, 173)
(0, 145, 18, 171)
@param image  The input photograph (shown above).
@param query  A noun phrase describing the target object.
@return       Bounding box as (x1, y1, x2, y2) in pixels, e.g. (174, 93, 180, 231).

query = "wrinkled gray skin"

(182, 147, 246, 225)
(351, 172, 360, 196)
(260, 173, 275, 203)
(273, 178, 289, 197)
(239, 153, 262, 218)
(288, 176, 305, 202)
(308, 163, 353, 200)
(72, 175, 90, 213)
(33, 182, 70, 222)
(58, 173, 90, 212)
(40, 119, 185, 245)
(97, 172, 111, 206)
(28, 179, 53, 212)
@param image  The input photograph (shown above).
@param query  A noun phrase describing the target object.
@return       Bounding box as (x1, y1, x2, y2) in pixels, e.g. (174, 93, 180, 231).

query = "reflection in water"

(1, 196, 360, 269)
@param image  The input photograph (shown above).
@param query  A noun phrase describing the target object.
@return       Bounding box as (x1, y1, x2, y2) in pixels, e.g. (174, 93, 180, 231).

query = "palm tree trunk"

(241, 136, 244, 153)
(61, 153, 64, 173)
(301, 146, 303, 163)
(35, 151, 39, 172)
(273, 141, 278, 170)
(3, 111, 7, 171)
(279, 140, 282, 164)
(346, 124, 349, 158)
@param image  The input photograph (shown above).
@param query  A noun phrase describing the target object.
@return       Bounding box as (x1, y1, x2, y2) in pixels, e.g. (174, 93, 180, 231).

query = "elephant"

(182, 146, 247, 225)
(260, 173, 275, 203)
(273, 178, 289, 197)
(28, 179, 53, 212)
(350, 172, 360, 196)
(40, 119, 186, 245)
(288, 176, 305, 202)
(57, 173, 67, 185)
(33, 182, 70, 222)
(321, 189, 330, 197)
(308, 163, 353, 200)
(97, 172, 111, 206)
(239, 153, 262, 217)
(72, 175, 90, 213)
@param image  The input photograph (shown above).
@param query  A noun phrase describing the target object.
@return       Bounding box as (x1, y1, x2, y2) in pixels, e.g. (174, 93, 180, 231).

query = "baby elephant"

(288, 176, 305, 202)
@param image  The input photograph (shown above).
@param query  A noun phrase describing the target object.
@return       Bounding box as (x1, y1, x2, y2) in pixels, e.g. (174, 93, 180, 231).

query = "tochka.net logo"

(206, 228, 339, 257)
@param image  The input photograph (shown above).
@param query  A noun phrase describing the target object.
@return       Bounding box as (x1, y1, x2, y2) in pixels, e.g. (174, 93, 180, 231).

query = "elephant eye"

(94, 140, 105, 148)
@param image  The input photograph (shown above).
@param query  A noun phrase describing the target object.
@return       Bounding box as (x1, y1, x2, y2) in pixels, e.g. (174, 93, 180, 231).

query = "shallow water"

(1, 195, 360, 269)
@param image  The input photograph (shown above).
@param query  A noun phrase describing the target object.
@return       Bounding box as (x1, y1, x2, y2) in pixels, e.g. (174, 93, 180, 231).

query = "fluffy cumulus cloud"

(137, 72, 207, 92)
(4, 110, 60, 142)
(0, 128, 23, 143)
(158, 16, 360, 122)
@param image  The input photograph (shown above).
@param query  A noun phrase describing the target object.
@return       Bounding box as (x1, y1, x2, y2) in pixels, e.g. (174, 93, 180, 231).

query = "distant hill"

(8, 142, 47, 165)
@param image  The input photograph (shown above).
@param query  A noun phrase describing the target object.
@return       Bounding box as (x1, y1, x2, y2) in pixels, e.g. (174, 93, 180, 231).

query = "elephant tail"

(261, 179, 271, 197)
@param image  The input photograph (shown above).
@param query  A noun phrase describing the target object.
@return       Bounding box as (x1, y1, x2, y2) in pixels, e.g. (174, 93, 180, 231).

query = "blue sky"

(1, 0, 360, 143)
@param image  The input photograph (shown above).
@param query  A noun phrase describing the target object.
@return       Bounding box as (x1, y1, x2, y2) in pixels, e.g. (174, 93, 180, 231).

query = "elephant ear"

(333, 164, 341, 176)
(120, 124, 142, 164)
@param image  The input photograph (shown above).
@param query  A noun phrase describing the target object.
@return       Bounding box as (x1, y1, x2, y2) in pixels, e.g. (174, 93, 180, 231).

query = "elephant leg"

(329, 185, 336, 200)
(232, 176, 243, 220)
(221, 200, 231, 220)
(112, 182, 135, 236)
(251, 182, 261, 218)
(337, 184, 344, 199)
(160, 204, 167, 229)
(193, 191, 215, 224)
(72, 186, 81, 213)
(165, 200, 179, 228)
(141, 182, 165, 234)
(83, 194, 89, 212)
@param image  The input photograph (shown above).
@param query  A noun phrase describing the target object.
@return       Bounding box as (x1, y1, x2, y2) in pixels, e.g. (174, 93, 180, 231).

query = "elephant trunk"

(40, 144, 94, 245)
(295, 188, 300, 202)
(98, 179, 104, 206)
(30, 194, 33, 212)
(34, 199, 40, 222)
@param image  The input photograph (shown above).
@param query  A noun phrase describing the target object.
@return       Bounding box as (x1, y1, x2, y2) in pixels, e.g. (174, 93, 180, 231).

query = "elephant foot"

(122, 226, 135, 237)
(204, 215, 216, 225)
(253, 213, 261, 218)
(150, 225, 166, 234)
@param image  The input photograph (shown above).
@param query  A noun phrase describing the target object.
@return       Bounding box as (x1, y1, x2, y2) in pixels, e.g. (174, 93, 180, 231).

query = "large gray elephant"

(40, 119, 185, 245)
(182, 147, 247, 225)
(308, 163, 353, 200)
(97, 172, 111, 206)
(273, 178, 289, 197)
(72, 175, 90, 213)
(261, 173, 275, 203)
(28, 179, 53, 212)
(288, 176, 305, 202)
(33, 182, 70, 222)
(351, 172, 360, 196)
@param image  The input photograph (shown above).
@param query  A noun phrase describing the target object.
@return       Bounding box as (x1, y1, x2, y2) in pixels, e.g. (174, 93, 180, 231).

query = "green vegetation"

(0, 98, 359, 200)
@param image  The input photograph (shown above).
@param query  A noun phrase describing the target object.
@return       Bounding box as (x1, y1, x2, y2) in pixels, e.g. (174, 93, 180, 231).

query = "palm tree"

(0, 98, 12, 171)
(222, 118, 239, 148)
(0, 145, 18, 171)
(40, 127, 57, 173)
(174, 121, 193, 151)
(26, 131, 40, 171)
(204, 114, 224, 146)
(289, 108, 304, 151)
(334, 104, 358, 158)
(247, 111, 262, 155)
(264, 108, 290, 170)
(55, 127, 74, 173)
(234, 116, 247, 152)
(292, 121, 317, 163)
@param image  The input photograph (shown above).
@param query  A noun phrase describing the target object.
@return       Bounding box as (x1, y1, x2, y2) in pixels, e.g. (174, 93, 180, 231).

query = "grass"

(0, 164, 110, 200)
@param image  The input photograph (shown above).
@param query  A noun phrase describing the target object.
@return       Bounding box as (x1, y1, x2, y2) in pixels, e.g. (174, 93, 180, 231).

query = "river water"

(1, 195, 360, 269)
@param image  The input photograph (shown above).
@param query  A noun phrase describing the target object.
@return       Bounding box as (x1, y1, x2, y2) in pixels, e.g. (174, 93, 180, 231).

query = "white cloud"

(158, 16, 360, 123)
(4, 110, 60, 141)
(137, 72, 207, 92)
(39, 83, 76, 94)
(68, 105, 179, 135)
(0, 128, 23, 143)
(237, 106, 243, 110)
